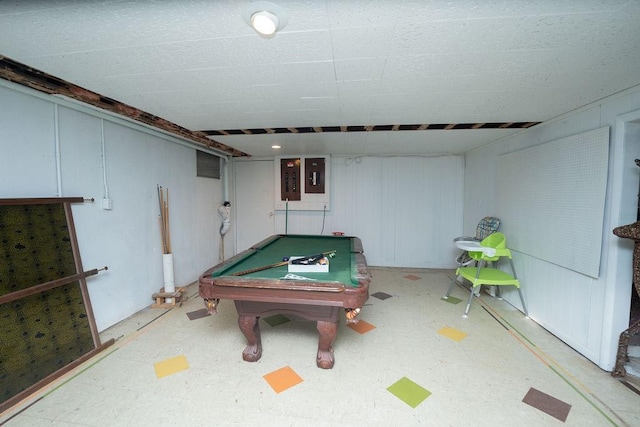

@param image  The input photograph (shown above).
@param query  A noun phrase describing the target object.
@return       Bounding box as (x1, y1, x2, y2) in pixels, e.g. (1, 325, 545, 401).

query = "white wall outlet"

(102, 198, 113, 210)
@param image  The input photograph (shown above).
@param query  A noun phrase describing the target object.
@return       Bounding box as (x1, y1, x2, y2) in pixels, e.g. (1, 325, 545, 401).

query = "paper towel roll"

(162, 253, 175, 303)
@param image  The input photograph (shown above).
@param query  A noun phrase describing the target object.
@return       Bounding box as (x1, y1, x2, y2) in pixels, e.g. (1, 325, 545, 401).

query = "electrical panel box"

(275, 155, 330, 211)
(280, 158, 301, 201)
(305, 158, 325, 194)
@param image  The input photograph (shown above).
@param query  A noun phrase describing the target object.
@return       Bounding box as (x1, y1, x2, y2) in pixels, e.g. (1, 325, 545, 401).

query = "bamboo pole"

(165, 188, 171, 253)
(157, 185, 171, 254)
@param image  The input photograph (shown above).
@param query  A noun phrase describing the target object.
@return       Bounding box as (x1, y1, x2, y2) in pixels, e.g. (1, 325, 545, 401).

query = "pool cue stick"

(285, 198, 288, 235)
(231, 250, 336, 276)
(231, 260, 289, 276)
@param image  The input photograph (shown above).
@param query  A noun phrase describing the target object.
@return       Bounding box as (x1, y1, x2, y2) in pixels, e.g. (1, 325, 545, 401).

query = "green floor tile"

(387, 377, 432, 408)
(442, 296, 462, 304)
(263, 314, 291, 326)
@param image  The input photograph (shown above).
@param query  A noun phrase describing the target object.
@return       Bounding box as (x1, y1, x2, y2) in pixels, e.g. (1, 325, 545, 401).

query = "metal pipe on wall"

(222, 157, 229, 202)
(101, 119, 109, 199)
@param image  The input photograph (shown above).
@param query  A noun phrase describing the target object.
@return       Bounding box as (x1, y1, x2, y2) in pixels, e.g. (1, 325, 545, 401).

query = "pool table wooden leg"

(238, 315, 262, 362)
(316, 320, 337, 369)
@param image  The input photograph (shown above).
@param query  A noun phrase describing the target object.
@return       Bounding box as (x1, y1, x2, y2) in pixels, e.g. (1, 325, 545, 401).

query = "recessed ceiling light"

(242, 1, 288, 38)
(272, 145, 281, 149)
(251, 11, 279, 36)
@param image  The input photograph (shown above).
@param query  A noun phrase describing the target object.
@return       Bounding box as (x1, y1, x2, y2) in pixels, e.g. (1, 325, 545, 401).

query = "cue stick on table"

(230, 250, 336, 276)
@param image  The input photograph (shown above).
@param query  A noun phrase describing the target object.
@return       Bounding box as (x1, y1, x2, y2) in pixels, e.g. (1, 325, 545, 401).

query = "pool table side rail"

(354, 252, 368, 277)
(198, 276, 371, 309)
(202, 285, 366, 308)
(199, 263, 370, 300)
(204, 276, 346, 292)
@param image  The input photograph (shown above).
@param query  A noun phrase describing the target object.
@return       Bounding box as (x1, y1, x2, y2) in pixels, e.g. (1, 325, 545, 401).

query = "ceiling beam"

(202, 121, 541, 136)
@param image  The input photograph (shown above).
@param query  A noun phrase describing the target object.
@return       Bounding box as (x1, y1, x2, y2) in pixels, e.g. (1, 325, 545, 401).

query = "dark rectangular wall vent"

(197, 151, 221, 179)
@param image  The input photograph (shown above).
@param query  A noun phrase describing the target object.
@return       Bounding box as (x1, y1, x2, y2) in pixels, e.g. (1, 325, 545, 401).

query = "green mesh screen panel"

(0, 203, 95, 408)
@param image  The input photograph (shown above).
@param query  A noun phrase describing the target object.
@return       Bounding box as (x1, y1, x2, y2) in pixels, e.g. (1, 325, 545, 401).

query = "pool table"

(199, 234, 370, 369)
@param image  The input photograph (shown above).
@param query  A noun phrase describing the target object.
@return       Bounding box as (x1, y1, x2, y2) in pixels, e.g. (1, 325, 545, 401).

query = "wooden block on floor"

(151, 287, 187, 308)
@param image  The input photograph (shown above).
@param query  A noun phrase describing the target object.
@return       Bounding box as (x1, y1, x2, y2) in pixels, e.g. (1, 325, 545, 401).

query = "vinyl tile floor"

(2, 267, 640, 426)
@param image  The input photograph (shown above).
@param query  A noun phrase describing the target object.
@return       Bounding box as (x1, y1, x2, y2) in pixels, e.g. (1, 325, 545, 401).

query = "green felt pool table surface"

(209, 234, 362, 286)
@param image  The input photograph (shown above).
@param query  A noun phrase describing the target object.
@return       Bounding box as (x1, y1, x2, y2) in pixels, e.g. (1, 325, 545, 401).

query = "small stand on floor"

(151, 287, 188, 308)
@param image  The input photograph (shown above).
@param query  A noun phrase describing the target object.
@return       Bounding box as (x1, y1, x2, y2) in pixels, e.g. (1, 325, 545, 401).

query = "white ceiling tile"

(327, 1, 401, 28)
(329, 26, 395, 60)
(334, 58, 386, 82)
(1, 0, 639, 156)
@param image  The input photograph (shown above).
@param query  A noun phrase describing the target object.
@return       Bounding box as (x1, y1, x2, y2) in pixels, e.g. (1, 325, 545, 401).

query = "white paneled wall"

(0, 82, 224, 331)
(0, 85, 59, 196)
(236, 155, 464, 268)
(464, 86, 640, 370)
